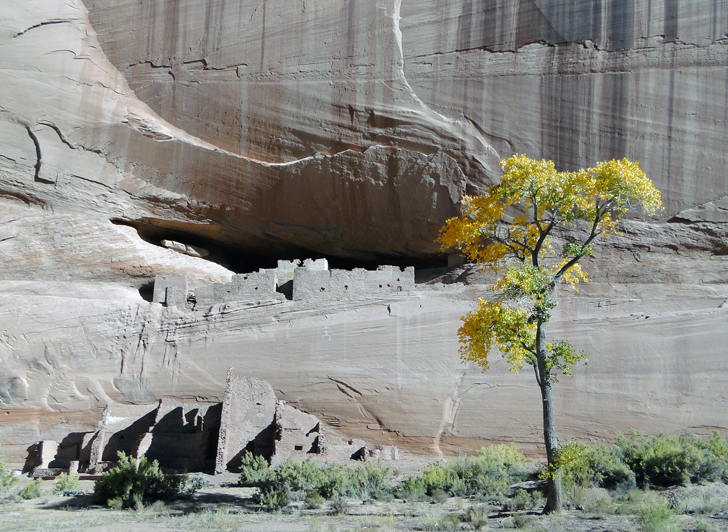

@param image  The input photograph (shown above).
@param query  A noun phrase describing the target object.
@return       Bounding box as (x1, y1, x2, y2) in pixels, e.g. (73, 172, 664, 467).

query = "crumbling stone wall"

(152, 274, 188, 305)
(292, 265, 415, 301)
(32, 373, 396, 477)
(276, 258, 329, 287)
(152, 260, 414, 309)
(215, 371, 278, 474)
(140, 398, 221, 472)
(270, 400, 367, 465)
(194, 269, 284, 308)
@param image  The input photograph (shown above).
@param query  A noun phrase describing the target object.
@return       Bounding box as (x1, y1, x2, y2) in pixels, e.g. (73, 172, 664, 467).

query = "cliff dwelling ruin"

(30, 370, 398, 478)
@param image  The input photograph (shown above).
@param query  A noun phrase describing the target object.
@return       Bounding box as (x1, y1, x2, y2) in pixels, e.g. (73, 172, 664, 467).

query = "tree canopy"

(439, 154, 661, 378)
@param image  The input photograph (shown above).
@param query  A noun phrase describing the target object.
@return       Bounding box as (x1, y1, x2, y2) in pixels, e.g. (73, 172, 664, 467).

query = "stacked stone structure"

(152, 260, 415, 310)
(31, 372, 396, 477)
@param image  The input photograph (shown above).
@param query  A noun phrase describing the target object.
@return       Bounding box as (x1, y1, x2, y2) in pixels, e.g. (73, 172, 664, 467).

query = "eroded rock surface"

(1, 0, 728, 465)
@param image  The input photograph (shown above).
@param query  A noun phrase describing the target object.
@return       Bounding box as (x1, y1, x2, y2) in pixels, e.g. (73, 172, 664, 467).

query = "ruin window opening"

(138, 281, 155, 302)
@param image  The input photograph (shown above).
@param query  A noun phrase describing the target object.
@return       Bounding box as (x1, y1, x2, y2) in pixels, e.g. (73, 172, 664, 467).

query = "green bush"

(636, 497, 675, 532)
(586, 443, 636, 491)
(93, 452, 189, 509)
(53, 473, 82, 496)
(0, 452, 18, 494)
(477, 443, 527, 470)
(304, 490, 324, 509)
(395, 476, 427, 502)
(542, 440, 636, 492)
(512, 513, 531, 529)
(413, 444, 527, 501)
(616, 432, 728, 488)
(538, 433, 728, 491)
(20, 479, 43, 499)
(346, 459, 395, 499)
(256, 488, 289, 511)
(238, 452, 272, 487)
(185, 473, 211, 493)
(430, 487, 449, 503)
(329, 496, 350, 515)
(511, 489, 534, 511)
(463, 503, 490, 528)
(252, 458, 395, 510)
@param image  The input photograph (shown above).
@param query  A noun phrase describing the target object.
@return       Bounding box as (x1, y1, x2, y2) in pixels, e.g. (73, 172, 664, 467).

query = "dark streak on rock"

(14, 20, 71, 38)
(25, 127, 42, 182)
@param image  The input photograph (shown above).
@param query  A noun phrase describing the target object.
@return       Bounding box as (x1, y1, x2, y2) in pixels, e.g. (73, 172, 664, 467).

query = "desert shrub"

(477, 443, 527, 470)
(510, 489, 534, 511)
(585, 443, 636, 491)
(305, 490, 324, 509)
(20, 479, 43, 499)
(329, 496, 350, 515)
(238, 452, 272, 487)
(512, 513, 531, 529)
(669, 484, 728, 515)
(346, 459, 395, 499)
(616, 432, 728, 488)
(417, 514, 459, 532)
(464, 503, 490, 528)
(253, 458, 395, 510)
(695, 519, 713, 532)
(107, 496, 124, 510)
(414, 444, 527, 501)
(53, 472, 82, 496)
(264, 459, 327, 495)
(0, 452, 18, 495)
(430, 487, 449, 503)
(636, 496, 675, 532)
(576, 487, 614, 515)
(420, 463, 462, 495)
(370, 486, 394, 502)
(396, 476, 427, 502)
(541, 441, 635, 492)
(185, 472, 211, 495)
(93, 452, 188, 509)
(257, 488, 289, 511)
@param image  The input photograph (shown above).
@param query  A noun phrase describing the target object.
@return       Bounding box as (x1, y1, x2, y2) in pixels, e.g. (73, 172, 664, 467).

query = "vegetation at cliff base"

(93, 452, 198, 509)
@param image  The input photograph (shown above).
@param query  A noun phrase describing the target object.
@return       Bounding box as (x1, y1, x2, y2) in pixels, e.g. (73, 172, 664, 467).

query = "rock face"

(1, 0, 728, 465)
(400, 0, 728, 215)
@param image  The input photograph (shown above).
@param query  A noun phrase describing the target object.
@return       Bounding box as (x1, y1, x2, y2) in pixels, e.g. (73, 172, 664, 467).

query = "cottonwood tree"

(438, 155, 661, 513)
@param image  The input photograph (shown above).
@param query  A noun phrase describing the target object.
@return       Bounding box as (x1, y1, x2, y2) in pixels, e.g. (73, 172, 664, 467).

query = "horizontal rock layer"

(1, 0, 728, 463)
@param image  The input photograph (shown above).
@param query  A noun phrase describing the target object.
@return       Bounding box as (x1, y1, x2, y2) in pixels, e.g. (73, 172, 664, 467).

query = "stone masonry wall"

(194, 269, 284, 308)
(292, 265, 415, 302)
(152, 261, 414, 309)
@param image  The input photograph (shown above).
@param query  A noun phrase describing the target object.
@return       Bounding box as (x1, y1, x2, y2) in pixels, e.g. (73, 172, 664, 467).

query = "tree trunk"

(536, 322, 563, 514)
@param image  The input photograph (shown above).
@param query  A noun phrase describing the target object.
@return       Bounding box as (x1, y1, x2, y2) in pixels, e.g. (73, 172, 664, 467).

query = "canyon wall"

(1, 0, 727, 465)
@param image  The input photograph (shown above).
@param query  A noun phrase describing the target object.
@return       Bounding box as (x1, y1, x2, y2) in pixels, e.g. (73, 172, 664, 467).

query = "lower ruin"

(28, 370, 397, 478)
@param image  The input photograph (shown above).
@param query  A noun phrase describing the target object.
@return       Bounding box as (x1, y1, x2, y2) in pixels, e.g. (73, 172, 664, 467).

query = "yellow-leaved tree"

(439, 155, 661, 513)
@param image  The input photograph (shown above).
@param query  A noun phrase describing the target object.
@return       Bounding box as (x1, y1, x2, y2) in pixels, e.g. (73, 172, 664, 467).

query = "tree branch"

(532, 215, 558, 268)
(553, 206, 604, 282)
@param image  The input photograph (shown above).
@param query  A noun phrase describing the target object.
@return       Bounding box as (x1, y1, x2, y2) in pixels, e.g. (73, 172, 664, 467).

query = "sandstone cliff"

(1, 0, 727, 465)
